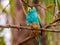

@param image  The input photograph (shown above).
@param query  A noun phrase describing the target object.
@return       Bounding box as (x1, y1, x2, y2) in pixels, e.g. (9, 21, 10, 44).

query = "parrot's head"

(28, 7, 37, 14)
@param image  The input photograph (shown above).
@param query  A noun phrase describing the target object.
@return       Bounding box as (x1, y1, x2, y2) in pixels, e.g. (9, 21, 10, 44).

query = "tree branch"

(18, 35, 35, 45)
(44, 18, 60, 28)
(22, 0, 53, 15)
(0, 18, 60, 32)
(17, 18, 60, 45)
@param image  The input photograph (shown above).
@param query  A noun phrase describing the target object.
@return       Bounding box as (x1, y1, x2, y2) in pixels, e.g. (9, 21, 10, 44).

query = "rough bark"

(12, 0, 37, 45)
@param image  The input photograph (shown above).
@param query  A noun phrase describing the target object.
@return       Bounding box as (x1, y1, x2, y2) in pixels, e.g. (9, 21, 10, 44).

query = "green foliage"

(58, 0, 60, 11)
(44, 0, 54, 24)
(10, 0, 15, 18)
(0, 28, 5, 45)
(0, 3, 2, 9)
(0, 0, 60, 45)
(44, 0, 55, 45)
(0, 37, 5, 45)
(0, 2, 7, 13)
(56, 0, 60, 43)
(24, 0, 28, 13)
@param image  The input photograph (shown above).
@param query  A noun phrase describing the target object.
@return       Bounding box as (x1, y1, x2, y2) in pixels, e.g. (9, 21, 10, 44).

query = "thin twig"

(0, 18, 60, 33)
(17, 18, 60, 45)
(0, 24, 54, 31)
(0, 3, 9, 15)
(22, 0, 53, 16)
(44, 18, 60, 28)
(18, 35, 35, 45)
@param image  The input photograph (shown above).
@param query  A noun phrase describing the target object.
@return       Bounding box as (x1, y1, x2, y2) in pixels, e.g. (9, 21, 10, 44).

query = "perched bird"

(26, 7, 43, 44)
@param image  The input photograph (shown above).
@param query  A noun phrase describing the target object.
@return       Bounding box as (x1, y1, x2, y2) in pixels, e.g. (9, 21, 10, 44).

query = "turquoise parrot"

(26, 7, 43, 44)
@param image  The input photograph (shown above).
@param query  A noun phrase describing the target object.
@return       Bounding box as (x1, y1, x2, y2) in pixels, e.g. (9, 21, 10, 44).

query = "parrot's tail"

(39, 23, 43, 36)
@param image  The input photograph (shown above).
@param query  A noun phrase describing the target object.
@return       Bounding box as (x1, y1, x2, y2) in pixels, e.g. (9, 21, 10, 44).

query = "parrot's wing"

(26, 7, 39, 24)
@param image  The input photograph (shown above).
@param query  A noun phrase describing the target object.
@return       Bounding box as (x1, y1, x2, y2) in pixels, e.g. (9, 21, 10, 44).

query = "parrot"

(26, 7, 43, 45)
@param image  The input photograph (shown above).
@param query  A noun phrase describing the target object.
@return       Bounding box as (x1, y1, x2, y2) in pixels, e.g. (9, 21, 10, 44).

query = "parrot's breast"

(26, 7, 39, 24)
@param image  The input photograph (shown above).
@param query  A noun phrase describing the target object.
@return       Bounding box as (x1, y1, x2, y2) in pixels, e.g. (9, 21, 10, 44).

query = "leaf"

(44, 0, 55, 45)
(58, 0, 60, 11)
(47, 4, 55, 9)
(44, 0, 54, 24)
(10, 0, 15, 18)
(24, 0, 28, 13)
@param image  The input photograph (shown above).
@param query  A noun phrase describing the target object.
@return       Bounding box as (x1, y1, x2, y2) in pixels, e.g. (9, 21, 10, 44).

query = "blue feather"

(26, 7, 40, 24)
(26, 7, 42, 45)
